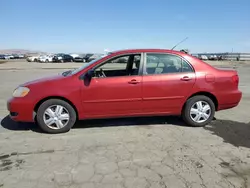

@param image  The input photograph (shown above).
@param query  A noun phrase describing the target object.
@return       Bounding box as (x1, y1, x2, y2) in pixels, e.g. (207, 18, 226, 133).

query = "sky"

(0, 0, 250, 53)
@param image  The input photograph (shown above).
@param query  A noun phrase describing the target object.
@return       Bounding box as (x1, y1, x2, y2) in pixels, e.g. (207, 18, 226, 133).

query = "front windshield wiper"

(62, 70, 72, 76)
(62, 68, 77, 76)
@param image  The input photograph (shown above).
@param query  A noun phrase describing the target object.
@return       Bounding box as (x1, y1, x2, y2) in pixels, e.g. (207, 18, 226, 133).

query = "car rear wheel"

(36, 99, 77, 133)
(182, 95, 215, 127)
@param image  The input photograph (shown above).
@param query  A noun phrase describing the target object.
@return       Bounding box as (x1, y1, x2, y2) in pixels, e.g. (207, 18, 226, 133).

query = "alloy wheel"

(190, 101, 211, 123)
(43, 105, 70, 129)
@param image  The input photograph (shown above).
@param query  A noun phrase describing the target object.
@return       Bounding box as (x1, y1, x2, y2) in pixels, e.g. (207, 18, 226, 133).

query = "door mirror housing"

(87, 69, 94, 77)
(79, 69, 94, 80)
(80, 69, 94, 86)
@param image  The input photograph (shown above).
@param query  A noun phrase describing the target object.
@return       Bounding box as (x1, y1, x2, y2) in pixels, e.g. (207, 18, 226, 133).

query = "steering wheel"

(100, 68, 106, 77)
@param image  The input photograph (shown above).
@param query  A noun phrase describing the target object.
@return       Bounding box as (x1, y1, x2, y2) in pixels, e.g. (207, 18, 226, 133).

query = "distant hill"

(0, 49, 45, 54)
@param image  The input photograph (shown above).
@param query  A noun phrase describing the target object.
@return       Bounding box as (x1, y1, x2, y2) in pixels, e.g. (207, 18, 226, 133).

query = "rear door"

(142, 52, 196, 114)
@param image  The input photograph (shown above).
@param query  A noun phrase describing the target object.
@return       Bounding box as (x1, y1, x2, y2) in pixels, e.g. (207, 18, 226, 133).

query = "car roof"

(109, 49, 187, 56)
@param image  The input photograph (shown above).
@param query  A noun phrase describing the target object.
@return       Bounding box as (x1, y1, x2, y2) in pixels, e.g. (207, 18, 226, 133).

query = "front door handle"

(181, 76, 192, 81)
(128, 79, 140, 84)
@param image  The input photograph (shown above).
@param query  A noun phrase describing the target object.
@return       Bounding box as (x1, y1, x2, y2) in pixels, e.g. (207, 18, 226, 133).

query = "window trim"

(142, 52, 195, 76)
(90, 52, 144, 79)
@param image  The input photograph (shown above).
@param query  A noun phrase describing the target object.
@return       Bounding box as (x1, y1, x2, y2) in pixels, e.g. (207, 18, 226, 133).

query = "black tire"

(182, 95, 215, 127)
(45, 59, 49, 63)
(36, 99, 77, 134)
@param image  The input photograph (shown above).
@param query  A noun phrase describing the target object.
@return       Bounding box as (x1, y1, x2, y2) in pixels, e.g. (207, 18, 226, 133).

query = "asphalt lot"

(0, 60, 250, 188)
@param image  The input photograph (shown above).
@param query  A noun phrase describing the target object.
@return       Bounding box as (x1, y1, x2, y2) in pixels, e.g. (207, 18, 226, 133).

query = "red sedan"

(7, 49, 242, 133)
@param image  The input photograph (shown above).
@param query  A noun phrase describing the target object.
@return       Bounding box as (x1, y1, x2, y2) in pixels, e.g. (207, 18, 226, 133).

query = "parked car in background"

(15, 54, 24, 59)
(217, 55, 225, 61)
(50, 53, 63, 62)
(86, 54, 103, 62)
(1, 54, 10, 59)
(73, 55, 85, 62)
(52, 54, 74, 63)
(191, 54, 199, 59)
(208, 55, 218, 60)
(37, 55, 45, 62)
(7, 48, 242, 133)
(38, 55, 54, 63)
(18, 54, 25, 59)
(83, 53, 94, 62)
(200, 55, 208, 60)
(11, 54, 20, 59)
(0, 55, 6, 59)
(5, 54, 14, 59)
(69, 54, 80, 58)
(26, 55, 43, 62)
(68, 54, 85, 62)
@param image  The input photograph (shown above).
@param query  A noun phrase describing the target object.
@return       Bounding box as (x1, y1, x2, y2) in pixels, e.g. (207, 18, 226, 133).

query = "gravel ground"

(0, 60, 250, 188)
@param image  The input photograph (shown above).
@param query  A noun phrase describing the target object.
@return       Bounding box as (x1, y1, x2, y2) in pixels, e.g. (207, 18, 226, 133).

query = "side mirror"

(79, 69, 94, 80)
(87, 69, 94, 77)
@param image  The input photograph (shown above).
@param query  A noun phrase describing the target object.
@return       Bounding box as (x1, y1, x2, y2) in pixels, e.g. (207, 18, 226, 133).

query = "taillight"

(232, 75, 239, 86)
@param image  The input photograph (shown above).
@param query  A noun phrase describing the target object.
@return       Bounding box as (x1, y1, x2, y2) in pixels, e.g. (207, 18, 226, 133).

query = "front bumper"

(7, 97, 35, 122)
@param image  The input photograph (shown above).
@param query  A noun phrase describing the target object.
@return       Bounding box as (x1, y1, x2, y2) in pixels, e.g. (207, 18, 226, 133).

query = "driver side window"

(93, 54, 141, 78)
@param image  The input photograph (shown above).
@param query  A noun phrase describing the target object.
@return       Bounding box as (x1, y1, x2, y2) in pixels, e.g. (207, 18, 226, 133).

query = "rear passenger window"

(145, 53, 193, 75)
(182, 59, 193, 72)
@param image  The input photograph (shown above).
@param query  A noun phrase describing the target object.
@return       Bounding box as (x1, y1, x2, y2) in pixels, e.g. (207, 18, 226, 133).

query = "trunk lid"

(216, 67, 239, 88)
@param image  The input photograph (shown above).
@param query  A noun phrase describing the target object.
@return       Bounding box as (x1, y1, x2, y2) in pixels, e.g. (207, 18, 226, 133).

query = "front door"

(142, 53, 196, 114)
(81, 53, 143, 118)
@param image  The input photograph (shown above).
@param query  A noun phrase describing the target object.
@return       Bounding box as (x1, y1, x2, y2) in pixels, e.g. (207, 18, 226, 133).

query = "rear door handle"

(181, 76, 192, 81)
(128, 79, 140, 84)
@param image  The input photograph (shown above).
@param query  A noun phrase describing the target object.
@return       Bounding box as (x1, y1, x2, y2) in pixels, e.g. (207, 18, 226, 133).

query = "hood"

(21, 74, 65, 87)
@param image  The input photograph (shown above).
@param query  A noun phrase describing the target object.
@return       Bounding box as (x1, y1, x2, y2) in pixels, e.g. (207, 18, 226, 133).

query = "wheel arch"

(34, 96, 79, 120)
(183, 91, 218, 111)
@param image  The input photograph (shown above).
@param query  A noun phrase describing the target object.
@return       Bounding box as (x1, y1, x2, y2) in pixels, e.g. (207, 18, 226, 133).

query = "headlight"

(13, 87, 30, 97)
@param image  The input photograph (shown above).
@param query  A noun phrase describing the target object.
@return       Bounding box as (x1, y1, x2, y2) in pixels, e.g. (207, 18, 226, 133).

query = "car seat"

(163, 60, 178, 73)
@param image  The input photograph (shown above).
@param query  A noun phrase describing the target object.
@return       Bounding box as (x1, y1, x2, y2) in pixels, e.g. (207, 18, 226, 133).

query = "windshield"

(70, 55, 107, 75)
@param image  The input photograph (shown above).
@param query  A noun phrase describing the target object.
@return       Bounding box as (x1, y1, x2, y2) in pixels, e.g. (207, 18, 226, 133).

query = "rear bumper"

(217, 90, 242, 111)
(7, 97, 35, 122)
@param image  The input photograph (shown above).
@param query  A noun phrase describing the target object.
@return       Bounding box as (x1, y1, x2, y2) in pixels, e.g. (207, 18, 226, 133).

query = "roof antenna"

(171, 37, 189, 50)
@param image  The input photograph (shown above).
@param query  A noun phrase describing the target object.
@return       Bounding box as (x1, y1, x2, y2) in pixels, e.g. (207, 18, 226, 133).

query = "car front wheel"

(36, 99, 77, 133)
(182, 95, 215, 127)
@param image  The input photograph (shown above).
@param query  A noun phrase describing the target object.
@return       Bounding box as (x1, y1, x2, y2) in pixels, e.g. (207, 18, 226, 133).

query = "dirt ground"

(0, 60, 250, 188)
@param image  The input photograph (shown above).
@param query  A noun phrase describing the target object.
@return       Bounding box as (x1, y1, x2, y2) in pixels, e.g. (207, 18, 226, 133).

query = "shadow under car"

(1, 116, 250, 149)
